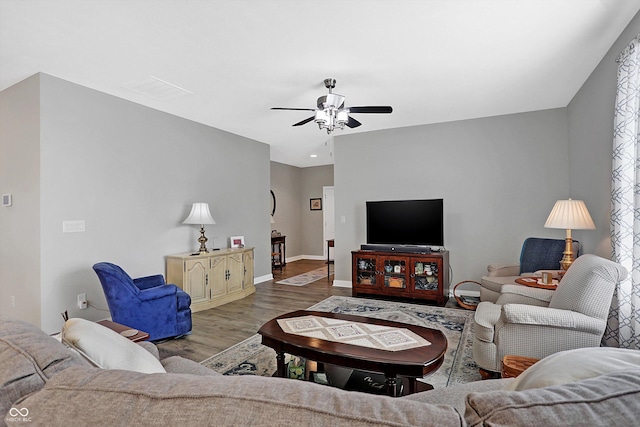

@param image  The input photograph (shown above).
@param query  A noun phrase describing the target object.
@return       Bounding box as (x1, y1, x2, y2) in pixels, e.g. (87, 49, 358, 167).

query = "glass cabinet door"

(413, 260, 440, 292)
(355, 256, 378, 287)
(381, 256, 407, 290)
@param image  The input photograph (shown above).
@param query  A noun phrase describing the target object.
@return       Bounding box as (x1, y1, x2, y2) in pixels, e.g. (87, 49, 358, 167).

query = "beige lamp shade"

(544, 199, 595, 270)
(182, 202, 216, 226)
(544, 199, 595, 230)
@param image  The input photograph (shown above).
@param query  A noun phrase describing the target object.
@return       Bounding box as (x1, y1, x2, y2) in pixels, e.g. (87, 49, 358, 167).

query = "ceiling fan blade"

(349, 106, 393, 114)
(346, 116, 362, 128)
(292, 116, 315, 127)
(271, 107, 317, 111)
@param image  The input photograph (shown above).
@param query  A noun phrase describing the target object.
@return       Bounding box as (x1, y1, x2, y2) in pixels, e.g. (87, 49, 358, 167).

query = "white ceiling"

(2, 0, 640, 167)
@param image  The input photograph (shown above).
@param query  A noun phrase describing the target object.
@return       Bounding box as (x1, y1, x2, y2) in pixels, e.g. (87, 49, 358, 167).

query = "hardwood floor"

(156, 259, 350, 362)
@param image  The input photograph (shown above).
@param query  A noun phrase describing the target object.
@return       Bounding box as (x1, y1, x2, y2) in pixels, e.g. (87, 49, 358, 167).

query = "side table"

(502, 355, 540, 378)
(97, 319, 150, 342)
(327, 239, 334, 280)
(271, 234, 286, 271)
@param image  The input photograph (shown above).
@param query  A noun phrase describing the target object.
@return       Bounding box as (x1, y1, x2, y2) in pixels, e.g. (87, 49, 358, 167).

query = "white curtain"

(606, 35, 640, 349)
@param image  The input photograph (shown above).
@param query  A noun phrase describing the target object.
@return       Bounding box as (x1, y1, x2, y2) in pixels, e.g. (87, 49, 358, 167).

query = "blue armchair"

(93, 262, 192, 341)
(479, 237, 580, 303)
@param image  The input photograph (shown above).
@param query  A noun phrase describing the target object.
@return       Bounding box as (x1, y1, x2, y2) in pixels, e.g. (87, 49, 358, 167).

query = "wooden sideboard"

(166, 247, 255, 313)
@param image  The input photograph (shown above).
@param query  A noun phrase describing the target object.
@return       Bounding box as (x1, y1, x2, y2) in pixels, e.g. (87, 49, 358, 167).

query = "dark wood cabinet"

(351, 250, 449, 306)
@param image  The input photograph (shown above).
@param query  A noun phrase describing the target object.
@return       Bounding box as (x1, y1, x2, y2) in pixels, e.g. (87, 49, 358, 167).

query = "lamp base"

(559, 235, 575, 270)
(197, 226, 209, 253)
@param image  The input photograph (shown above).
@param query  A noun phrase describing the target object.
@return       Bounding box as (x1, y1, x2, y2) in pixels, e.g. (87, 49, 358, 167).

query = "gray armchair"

(473, 254, 627, 375)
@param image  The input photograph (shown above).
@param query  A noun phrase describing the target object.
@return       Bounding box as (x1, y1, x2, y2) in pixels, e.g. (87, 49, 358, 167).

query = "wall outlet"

(11, 296, 15, 308)
(77, 293, 87, 310)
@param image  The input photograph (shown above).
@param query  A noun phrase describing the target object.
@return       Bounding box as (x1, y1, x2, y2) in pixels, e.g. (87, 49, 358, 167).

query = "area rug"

(275, 267, 328, 286)
(200, 296, 481, 388)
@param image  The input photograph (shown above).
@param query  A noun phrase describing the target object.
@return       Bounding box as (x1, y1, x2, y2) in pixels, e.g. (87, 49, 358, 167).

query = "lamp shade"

(182, 202, 216, 225)
(544, 199, 595, 230)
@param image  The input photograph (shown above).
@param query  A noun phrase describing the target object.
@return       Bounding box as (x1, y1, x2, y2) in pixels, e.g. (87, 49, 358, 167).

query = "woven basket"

(502, 355, 540, 378)
(453, 280, 481, 310)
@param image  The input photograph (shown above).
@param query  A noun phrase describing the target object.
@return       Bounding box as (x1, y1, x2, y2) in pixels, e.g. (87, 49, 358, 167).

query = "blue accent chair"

(93, 262, 192, 341)
(479, 237, 580, 303)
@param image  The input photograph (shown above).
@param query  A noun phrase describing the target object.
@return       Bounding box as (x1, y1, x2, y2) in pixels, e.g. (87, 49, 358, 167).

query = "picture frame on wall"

(310, 198, 322, 211)
(230, 236, 245, 248)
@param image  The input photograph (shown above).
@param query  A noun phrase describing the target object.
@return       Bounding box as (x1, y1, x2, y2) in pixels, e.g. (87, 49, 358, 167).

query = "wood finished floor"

(156, 259, 350, 362)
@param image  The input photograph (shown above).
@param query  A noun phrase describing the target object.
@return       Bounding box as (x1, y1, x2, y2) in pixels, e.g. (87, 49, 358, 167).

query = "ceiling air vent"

(122, 76, 192, 101)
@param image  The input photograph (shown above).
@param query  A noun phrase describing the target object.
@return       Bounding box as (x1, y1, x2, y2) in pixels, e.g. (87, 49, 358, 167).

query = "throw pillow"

(61, 318, 165, 374)
(507, 347, 640, 391)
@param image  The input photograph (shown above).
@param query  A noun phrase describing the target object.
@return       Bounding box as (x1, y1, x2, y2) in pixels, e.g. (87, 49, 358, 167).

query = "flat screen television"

(366, 199, 444, 247)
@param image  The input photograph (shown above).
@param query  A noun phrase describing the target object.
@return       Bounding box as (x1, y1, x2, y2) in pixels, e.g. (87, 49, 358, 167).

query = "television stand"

(351, 249, 449, 306)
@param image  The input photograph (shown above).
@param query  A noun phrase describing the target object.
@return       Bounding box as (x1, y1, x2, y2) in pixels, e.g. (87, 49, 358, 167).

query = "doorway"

(323, 186, 335, 261)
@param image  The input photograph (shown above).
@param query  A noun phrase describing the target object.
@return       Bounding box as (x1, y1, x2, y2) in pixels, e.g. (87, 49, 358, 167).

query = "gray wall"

(270, 162, 333, 259)
(0, 74, 41, 326)
(333, 109, 571, 286)
(270, 161, 303, 257)
(1, 73, 271, 333)
(300, 165, 334, 256)
(568, 11, 640, 258)
(332, 8, 640, 287)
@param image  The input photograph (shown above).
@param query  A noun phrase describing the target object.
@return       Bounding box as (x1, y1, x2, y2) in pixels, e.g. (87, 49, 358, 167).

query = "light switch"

(63, 220, 86, 233)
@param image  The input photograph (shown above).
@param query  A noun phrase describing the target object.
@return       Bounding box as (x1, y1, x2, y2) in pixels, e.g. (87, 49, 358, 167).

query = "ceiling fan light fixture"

(314, 110, 329, 127)
(336, 110, 349, 126)
(273, 78, 392, 134)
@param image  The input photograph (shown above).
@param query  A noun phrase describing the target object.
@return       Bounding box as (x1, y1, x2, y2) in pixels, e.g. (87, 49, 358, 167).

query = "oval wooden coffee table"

(258, 310, 447, 397)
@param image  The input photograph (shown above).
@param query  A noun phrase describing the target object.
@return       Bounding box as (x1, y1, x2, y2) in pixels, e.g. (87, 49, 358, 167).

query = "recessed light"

(310, 154, 318, 158)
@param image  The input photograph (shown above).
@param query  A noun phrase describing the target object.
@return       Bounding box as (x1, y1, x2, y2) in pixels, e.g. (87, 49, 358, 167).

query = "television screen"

(366, 199, 444, 247)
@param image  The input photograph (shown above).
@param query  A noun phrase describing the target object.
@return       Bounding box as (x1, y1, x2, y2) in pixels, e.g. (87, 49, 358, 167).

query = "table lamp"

(544, 198, 595, 270)
(183, 202, 216, 253)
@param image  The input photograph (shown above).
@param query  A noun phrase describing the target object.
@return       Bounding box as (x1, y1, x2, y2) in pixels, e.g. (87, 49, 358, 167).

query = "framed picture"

(230, 236, 245, 248)
(310, 198, 322, 211)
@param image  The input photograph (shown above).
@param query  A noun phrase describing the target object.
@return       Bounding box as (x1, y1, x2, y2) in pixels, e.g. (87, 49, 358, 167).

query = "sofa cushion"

(402, 378, 512, 413)
(464, 369, 640, 427)
(61, 318, 165, 373)
(507, 347, 640, 391)
(16, 366, 464, 426)
(0, 318, 90, 418)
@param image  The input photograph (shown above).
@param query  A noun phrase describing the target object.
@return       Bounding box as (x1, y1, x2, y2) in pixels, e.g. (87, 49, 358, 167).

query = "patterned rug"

(200, 296, 481, 388)
(275, 267, 328, 286)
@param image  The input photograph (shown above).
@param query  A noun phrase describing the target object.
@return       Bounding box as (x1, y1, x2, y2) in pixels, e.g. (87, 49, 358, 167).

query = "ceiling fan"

(271, 78, 393, 134)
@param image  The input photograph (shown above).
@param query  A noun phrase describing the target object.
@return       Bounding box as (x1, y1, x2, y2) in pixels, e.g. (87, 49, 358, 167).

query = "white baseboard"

(286, 254, 326, 263)
(255, 274, 273, 284)
(332, 279, 352, 288)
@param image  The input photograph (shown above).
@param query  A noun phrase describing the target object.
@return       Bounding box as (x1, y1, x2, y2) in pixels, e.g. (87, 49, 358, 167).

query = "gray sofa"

(2, 317, 640, 427)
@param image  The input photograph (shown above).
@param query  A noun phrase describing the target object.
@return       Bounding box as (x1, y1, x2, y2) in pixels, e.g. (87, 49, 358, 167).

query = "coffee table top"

(258, 310, 447, 378)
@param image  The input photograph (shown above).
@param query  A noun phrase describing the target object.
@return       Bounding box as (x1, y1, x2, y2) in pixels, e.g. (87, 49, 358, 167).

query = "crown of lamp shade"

(544, 199, 595, 270)
(183, 203, 216, 253)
